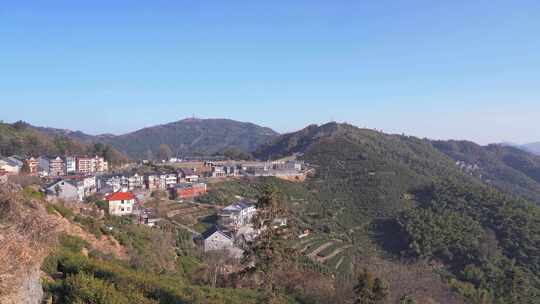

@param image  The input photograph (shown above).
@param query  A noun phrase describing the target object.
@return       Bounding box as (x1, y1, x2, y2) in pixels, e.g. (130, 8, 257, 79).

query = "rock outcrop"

(0, 184, 59, 304)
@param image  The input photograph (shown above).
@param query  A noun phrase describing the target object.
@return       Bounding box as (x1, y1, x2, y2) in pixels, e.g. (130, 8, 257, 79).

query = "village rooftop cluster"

(0, 154, 306, 255)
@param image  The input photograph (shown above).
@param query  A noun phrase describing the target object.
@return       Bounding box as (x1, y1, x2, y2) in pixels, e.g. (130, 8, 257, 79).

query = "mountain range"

(520, 142, 540, 155)
(32, 118, 278, 160)
(3, 118, 540, 302)
(252, 122, 540, 302)
(2, 117, 539, 204)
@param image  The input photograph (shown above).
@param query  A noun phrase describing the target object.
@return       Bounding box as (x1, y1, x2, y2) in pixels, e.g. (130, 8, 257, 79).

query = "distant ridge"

(33, 118, 279, 160)
(432, 140, 540, 204)
(522, 142, 540, 155)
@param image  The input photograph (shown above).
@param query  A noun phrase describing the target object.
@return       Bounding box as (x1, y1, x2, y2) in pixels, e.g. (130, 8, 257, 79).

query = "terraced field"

(144, 198, 219, 232)
(295, 235, 355, 278)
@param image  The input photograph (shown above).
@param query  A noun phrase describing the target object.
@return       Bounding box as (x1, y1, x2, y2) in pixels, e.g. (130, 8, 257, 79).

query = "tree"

(354, 269, 389, 304)
(157, 144, 172, 161)
(243, 185, 295, 304)
(13, 120, 28, 130)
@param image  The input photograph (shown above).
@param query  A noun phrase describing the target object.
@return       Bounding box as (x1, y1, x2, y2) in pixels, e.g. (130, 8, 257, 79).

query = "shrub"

(60, 273, 129, 304)
(59, 234, 89, 253)
(52, 203, 74, 219)
(74, 214, 103, 239)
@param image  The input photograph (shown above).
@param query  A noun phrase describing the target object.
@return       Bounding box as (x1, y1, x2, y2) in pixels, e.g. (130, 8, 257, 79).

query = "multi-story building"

(273, 160, 302, 171)
(49, 156, 65, 177)
(23, 157, 38, 175)
(144, 174, 161, 190)
(178, 168, 199, 183)
(65, 156, 77, 173)
(94, 156, 108, 172)
(76, 157, 94, 174)
(128, 174, 144, 190)
(218, 201, 257, 230)
(211, 165, 227, 178)
(163, 174, 178, 188)
(106, 192, 135, 216)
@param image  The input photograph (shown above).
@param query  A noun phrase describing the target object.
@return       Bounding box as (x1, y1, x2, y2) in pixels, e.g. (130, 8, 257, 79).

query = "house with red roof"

(105, 191, 135, 216)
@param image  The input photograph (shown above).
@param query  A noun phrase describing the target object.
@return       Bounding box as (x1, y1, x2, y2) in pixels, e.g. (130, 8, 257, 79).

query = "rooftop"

(105, 192, 135, 201)
(222, 201, 253, 213)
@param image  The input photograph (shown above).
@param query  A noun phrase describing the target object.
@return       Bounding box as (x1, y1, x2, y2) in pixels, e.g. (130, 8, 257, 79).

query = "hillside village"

(0, 152, 307, 260)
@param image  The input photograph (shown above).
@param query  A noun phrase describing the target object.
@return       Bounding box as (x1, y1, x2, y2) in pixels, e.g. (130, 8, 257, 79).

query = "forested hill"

(34, 118, 278, 160)
(432, 140, 540, 204)
(0, 121, 128, 165)
(253, 122, 540, 302)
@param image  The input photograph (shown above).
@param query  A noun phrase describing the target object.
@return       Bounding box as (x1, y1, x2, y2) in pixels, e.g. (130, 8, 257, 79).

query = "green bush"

(74, 214, 103, 239)
(60, 273, 129, 304)
(59, 234, 89, 253)
(22, 186, 44, 200)
(51, 203, 74, 219)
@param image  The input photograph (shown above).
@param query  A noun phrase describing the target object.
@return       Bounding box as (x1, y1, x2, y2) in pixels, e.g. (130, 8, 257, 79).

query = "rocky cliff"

(0, 184, 59, 304)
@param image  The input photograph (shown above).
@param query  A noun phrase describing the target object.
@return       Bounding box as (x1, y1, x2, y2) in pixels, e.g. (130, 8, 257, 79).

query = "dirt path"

(335, 256, 345, 270)
(317, 245, 352, 263)
(307, 241, 334, 259)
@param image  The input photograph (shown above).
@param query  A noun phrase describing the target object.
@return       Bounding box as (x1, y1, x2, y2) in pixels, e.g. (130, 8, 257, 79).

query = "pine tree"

(243, 185, 295, 304)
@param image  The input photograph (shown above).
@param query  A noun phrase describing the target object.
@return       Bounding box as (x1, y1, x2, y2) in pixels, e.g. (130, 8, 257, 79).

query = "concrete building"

(65, 156, 77, 173)
(178, 168, 199, 183)
(45, 180, 79, 201)
(24, 157, 39, 175)
(144, 174, 160, 190)
(200, 226, 234, 252)
(76, 157, 94, 174)
(49, 157, 65, 177)
(0, 157, 21, 174)
(218, 201, 257, 230)
(128, 174, 144, 190)
(211, 165, 227, 178)
(66, 175, 97, 200)
(170, 183, 207, 199)
(94, 156, 108, 172)
(105, 192, 136, 216)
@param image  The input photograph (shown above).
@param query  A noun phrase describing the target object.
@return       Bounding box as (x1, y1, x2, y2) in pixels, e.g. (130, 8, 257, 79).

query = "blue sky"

(1, 1, 539, 144)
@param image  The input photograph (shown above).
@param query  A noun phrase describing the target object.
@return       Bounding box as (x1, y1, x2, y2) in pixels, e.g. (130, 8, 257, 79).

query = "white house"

(66, 175, 97, 200)
(218, 201, 257, 230)
(0, 157, 21, 174)
(178, 168, 199, 183)
(45, 180, 79, 201)
(163, 174, 178, 188)
(128, 174, 144, 190)
(105, 191, 136, 216)
(200, 226, 234, 252)
(65, 157, 77, 173)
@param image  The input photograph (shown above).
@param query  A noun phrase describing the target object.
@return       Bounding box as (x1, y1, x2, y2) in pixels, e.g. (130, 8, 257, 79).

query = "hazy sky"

(1, 1, 539, 144)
